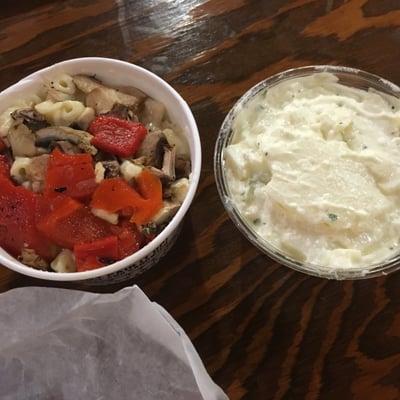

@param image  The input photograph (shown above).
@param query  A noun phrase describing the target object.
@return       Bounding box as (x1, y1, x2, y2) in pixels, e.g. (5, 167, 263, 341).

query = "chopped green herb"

(253, 218, 261, 225)
(142, 223, 158, 236)
(328, 213, 338, 221)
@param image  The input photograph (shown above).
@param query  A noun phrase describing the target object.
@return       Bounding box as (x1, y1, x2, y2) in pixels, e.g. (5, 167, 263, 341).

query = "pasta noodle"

(35, 100, 86, 126)
(48, 74, 76, 95)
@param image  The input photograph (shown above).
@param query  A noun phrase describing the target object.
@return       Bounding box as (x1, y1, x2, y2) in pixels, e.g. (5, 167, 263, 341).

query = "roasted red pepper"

(110, 220, 143, 259)
(134, 169, 163, 225)
(44, 149, 97, 199)
(0, 155, 10, 177)
(90, 178, 141, 212)
(90, 170, 162, 225)
(0, 176, 56, 260)
(74, 236, 119, 271)
(89, 116, 147, 157)
(0, 138, 7, 153)
(37, 197, 112, 249)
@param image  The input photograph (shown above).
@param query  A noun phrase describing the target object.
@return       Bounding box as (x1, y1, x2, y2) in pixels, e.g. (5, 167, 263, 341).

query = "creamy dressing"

(224, 73, 400, 269)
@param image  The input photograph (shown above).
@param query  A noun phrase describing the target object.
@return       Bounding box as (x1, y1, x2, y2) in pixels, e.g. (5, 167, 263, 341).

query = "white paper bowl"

(0, 58, 201, 284)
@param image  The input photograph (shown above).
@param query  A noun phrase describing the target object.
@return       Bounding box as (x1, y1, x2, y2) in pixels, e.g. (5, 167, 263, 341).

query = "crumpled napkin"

(0, 286, 228, 400)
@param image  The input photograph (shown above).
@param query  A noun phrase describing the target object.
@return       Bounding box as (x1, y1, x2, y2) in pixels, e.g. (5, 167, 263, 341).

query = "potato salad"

(224, 72, 400, 269)
(0, 74, 191, 272)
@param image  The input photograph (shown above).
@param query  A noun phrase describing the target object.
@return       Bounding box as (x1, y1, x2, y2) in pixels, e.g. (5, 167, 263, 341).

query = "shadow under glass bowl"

(214, 65, 400, 280)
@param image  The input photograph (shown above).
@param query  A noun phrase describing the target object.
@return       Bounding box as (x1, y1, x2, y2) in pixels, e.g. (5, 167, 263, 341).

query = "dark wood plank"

(1, 1, 400, 399)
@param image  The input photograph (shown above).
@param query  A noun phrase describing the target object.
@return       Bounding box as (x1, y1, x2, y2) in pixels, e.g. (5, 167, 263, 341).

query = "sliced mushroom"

(162, 145, 176, 181)
(86, 87, 140, 115)
(73, 75, 104, 94)
(132, 156, 147, 166)
(147, 166, 172, 183)
(0, 106, 20, 138)
(1, 136, 10, 148)
(8, 121, 37, 157)
(175, 155, 191, 178)
(114, 85, 146, 100)
(104, 104, 138, 121)
(11, 108, 49, 132)
(93, 160, 120, 182)
(35, 126, 97, 155)
(0, 97, 42, 138)
(54, 141, 80, 154)
(73, 75, 142, 115)
(102, 160, 120, 178)
(19, 248, 48, 270)
(150, 201, 180, 225)
(114, 91, 141, 110)
(86, 87, 119, 114)
(163, 127, 190, 157)
(136, 130, 168, 168)
(141, 98, 165, 128)
(94, 151, 118, 163)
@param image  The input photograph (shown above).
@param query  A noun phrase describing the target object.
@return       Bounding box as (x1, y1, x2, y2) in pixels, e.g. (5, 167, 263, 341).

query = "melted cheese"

(224, 72, 400, 269)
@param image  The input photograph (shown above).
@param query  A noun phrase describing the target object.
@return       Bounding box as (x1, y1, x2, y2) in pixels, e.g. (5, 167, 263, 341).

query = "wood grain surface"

(1, 1, 400, 399)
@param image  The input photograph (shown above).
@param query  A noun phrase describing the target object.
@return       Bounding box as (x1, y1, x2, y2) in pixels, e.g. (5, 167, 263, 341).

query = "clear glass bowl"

(214, 65, 400, 280)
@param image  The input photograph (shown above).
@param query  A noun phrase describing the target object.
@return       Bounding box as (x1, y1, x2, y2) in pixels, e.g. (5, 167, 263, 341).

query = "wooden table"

(1, 1, 400, 399)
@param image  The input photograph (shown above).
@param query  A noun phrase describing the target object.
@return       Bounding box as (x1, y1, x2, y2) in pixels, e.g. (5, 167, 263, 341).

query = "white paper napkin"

(0, 285, 228, 400)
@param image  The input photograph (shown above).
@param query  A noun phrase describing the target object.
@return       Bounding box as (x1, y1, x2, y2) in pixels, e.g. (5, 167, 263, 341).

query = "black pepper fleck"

(328, 213, 338, 221)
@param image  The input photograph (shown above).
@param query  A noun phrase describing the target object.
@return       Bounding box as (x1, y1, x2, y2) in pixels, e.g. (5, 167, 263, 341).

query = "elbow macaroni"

(47, 74, 76, 95)
(10, 157, 32, 183)
(35, 100, 92, 127)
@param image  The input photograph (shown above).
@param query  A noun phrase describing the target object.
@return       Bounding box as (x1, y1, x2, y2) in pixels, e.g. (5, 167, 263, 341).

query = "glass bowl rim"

(214, 64, 400, 280)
